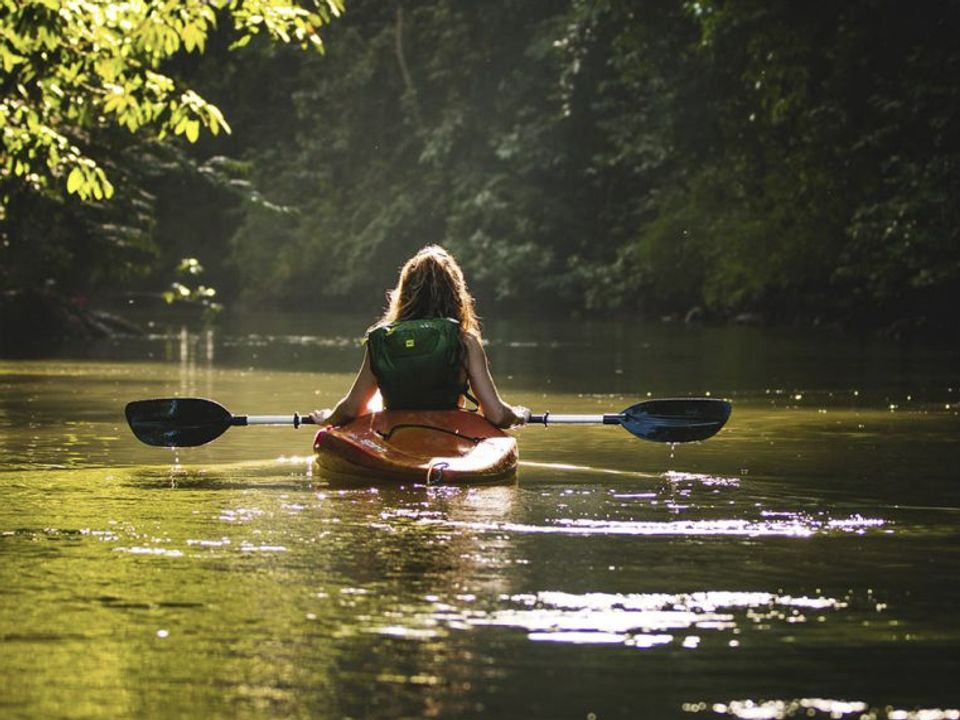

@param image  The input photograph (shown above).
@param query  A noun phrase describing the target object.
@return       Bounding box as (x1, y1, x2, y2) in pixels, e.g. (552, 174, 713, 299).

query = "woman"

(310, 245, 529, 428)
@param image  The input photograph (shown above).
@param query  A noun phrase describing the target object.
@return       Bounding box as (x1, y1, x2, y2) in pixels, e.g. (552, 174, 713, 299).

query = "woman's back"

(311, 245, 528, 429)
(367, 317, 465, 410)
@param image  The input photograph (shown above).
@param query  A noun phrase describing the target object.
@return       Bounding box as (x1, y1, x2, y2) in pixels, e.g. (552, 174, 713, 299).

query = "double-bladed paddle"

(528, 398, 731, 443)
(125, 397, 731, 448)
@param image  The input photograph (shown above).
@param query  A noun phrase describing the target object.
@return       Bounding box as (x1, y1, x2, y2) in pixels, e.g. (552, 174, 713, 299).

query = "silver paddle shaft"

(244, 413, 627, 427)
(236, 414, 316, 428)
(528, 413, 623, 426)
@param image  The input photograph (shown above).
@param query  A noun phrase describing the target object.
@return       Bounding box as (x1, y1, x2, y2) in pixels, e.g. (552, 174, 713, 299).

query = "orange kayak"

(312, 410, 518, 485)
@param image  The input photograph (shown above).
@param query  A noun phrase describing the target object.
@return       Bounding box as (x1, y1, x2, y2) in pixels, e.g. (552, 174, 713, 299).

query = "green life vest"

(367, 318, 466, 410)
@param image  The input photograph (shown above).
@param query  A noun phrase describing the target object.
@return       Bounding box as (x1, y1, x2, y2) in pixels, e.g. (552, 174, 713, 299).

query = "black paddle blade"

(125, 398, 234, 447)
(620, 398, 731, 443)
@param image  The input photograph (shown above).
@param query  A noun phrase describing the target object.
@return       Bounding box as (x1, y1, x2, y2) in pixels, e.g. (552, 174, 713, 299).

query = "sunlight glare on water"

(683, 699, 960, 720)
(417, 513, 887, 537)
(419, 589, 852, 648)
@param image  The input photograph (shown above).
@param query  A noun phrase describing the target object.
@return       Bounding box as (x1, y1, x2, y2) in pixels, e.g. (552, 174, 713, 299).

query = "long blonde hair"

(377, 245, 480, 336)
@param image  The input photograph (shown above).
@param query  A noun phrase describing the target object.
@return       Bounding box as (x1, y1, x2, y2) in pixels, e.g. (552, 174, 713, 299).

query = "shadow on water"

(126, 474, 312, 492)
(124, 457, 315, 491)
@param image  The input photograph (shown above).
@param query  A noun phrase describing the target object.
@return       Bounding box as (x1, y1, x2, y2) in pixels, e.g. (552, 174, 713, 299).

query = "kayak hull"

(312, 410, 518, 485)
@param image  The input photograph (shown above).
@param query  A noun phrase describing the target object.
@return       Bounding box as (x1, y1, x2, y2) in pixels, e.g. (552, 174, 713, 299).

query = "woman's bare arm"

(310, 348, 379, 426)
(464, 332, 529, 428)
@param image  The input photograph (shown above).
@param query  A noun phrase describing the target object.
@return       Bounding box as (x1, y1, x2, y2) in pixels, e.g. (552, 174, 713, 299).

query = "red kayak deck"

(313, 410, 518, 485)
(312, 410, 518, 485)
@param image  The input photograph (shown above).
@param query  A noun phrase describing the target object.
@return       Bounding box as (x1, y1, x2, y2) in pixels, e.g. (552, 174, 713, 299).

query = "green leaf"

(101, 176, 115, 200)
(66, 167, 84, 194)
(229, 34, 253, 50)
(183, 23, 204, 52)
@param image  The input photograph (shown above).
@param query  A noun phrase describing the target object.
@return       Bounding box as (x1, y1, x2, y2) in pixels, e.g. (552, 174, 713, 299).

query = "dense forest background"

(3, 0, 959, 335)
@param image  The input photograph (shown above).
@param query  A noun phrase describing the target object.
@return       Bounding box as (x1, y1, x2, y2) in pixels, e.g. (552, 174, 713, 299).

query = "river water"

(1, 312, 958, 719)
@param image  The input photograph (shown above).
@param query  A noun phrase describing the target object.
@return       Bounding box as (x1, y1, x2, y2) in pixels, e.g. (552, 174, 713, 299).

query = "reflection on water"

(684, 699, 960, 720)
(423, 513, 887, 538)
(1, 317, 960, 719)
(384, 588, 853, 649)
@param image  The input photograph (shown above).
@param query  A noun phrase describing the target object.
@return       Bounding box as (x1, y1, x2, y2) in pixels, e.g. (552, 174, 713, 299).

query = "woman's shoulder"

(369, 316, 461, 329)
(364, 322, 384, 343)
(367, 316, 467, 340)
(461, 328, 484, 353)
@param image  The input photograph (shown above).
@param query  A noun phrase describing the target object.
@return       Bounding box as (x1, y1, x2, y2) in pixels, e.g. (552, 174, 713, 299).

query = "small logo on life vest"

(405, 339, 415, 348)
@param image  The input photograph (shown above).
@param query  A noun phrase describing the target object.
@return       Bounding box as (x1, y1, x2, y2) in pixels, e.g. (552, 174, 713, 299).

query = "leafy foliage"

(4, 0, 958, 336)
(212, 0, 958, 333)
(0, 0, 341, 204)
(0, 0, 342, 294)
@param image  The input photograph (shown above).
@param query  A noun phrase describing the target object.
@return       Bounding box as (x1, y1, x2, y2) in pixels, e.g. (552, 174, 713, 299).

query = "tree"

(1, 0, 341, 207)
(0, 0, 342, 294)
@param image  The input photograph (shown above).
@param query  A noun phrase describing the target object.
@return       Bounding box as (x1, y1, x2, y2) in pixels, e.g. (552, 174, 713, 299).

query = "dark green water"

(1, 314, 958, 719)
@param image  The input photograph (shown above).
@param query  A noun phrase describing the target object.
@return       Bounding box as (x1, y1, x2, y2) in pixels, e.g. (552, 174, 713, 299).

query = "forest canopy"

(2, 0, 958, 335)
(0, 0, 341, 295)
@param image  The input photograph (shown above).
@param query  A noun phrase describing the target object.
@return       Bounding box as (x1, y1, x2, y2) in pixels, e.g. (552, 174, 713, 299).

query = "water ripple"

(417, 513, 887, 537)
(369, 589, 854, 649)
(683, 698, 960, 720)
